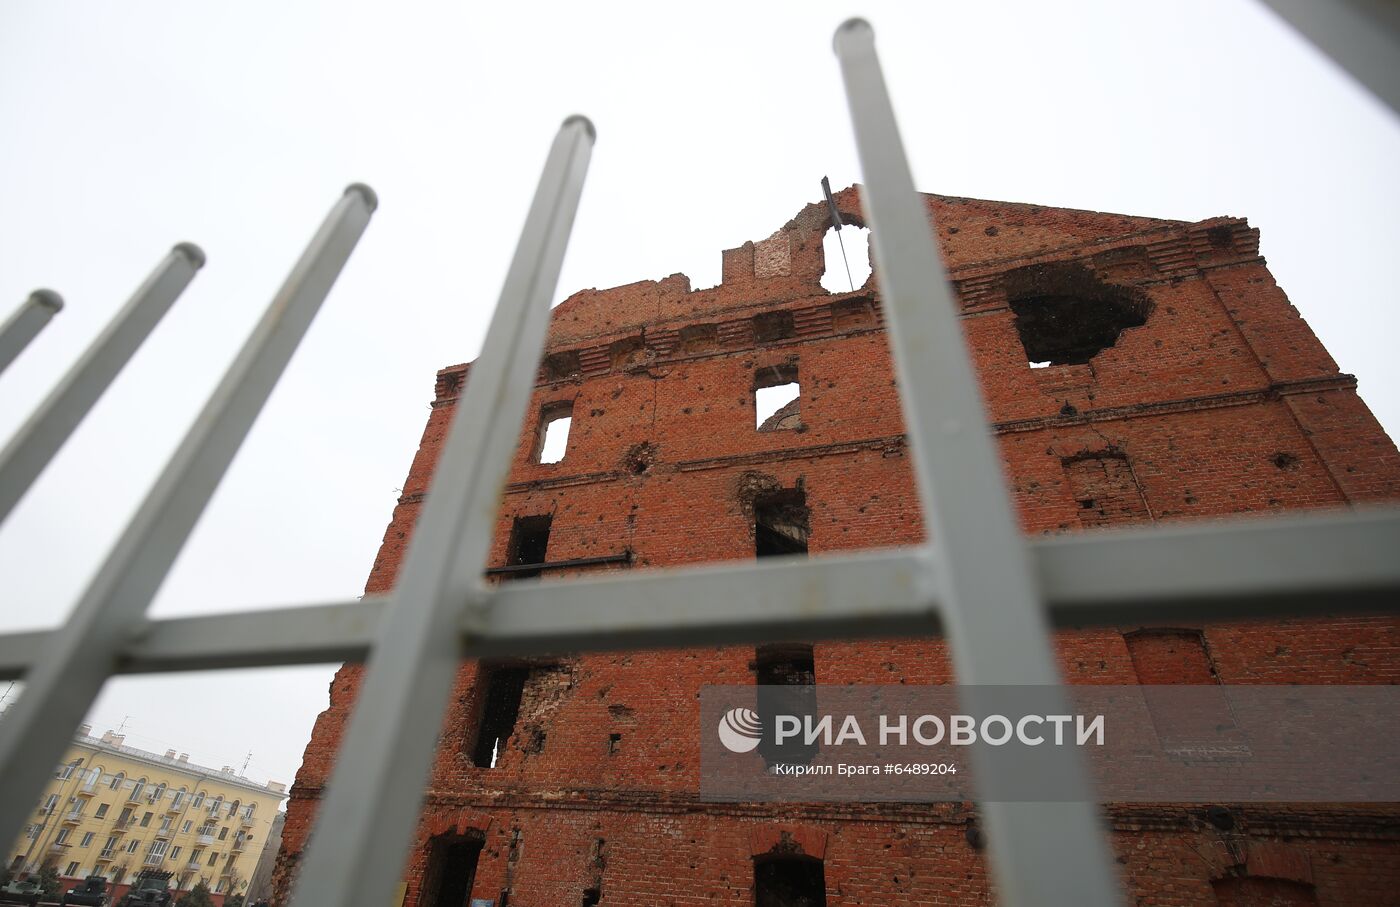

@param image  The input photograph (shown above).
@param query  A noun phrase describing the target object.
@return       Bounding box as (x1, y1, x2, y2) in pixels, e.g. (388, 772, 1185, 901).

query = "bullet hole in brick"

(820, 223, 872, 294)
(470, 667, 530, 767)
(755, 854, 827, 907)
(984, 226, 999, 237)
(543, 350, 581, 381)
(535, 402, 573, 464)
(1272, 452, 1300, 469)
(754, 489, 809, 558)
(1006, 261, 1153, 366)
(623, 442, 657, 475)
(422, 833, 484, 907)
(502, 515, 552, 580)
(755, 364, 801, 431)
(607, 733, 621, 754)
(680, 323, 719, 353)
(524, 728, 546, 754)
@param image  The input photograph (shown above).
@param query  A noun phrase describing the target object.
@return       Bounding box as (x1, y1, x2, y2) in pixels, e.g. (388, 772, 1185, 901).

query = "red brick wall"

(273, 187, 1400, 906)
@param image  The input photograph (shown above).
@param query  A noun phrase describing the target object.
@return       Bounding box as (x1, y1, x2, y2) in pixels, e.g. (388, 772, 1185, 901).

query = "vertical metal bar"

(1257, 0, 1400, 117)
(833, 19, 1120, 906)
(0, 290, 64, 376)
(0, 185, 376, 849)
(290, 117, 594, 907)
(0, 244, 205, 524)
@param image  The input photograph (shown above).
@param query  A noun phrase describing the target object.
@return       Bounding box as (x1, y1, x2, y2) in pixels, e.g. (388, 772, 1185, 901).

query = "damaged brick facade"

(273, 186, 1400, 906)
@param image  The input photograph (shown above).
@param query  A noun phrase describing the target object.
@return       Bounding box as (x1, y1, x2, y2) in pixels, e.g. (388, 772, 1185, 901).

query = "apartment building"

(9, 724, 285, 905)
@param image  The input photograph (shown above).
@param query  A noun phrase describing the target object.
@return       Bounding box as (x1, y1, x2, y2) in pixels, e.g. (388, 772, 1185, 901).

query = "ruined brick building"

(273, 186, 1400, 906)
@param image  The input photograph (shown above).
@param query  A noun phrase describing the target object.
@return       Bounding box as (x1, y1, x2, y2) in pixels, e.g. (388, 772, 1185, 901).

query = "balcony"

(230, 836, 246, 852)
(47, 840, 72, 854)
(166, 801, 183, 813)
(196, 833, 215, 846)
(74, 783, 99, 797)
(110, 817, 135, 834)
(239, 814, 254, 828)
(98, 850, 116, 861)
(60, 809, 85, 825)
(154, 826, 174, 839)
(185, 861, 201, 872)
(143, 853, 165, 866)
(125, 790, 142, 803)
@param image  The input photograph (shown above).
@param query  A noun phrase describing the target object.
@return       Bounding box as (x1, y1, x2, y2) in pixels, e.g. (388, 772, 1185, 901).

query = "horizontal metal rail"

(1, 508, 1394, 679)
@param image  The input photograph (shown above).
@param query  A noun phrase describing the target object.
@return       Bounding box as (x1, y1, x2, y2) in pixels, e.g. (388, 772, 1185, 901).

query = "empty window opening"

(756, 644, 817, 768)
(754, 489, 809, 558)
(679, 323, 719, 353)
(422, 834, 484, 907)
(1004, 261, 1152, 366)
(754, 365, 801, 432)
(755, 855, 827, 907)
(752, 311, 795, 344)
(1061, 453, 1151, 528)
(543, 350, 581, 381)
(607, 733, 621, 754)
(470, 667, 530, 768)
(821, 223, 872, 294)
(503, 515, 552, 580)
(535, 402, 573, 464)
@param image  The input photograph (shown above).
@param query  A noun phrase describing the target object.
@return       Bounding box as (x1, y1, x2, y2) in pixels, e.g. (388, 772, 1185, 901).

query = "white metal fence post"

(833, 18, 1120, 906)
(0, 291, 63, 376)
(289, 117, 594, 907)
(0, 243, 205, 524)
(0, 186, 376, 848)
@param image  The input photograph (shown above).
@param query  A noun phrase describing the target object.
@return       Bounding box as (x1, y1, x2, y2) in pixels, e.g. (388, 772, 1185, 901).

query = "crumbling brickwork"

(273, 186, 1400, 906)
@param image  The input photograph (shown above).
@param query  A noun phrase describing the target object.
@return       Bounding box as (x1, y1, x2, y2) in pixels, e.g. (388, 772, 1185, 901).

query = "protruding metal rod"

(833, 19, 1120, 906)
(0, 185, 376, 850)
(0, 245, 204, 524)
(291, 118, 594, 907)
(0, 290, 63, 376)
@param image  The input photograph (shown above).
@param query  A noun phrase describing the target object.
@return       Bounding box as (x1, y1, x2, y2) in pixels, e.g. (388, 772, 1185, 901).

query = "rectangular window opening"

(503, 515, 552, 580)
(470, 666, 532, 768)
(754, 364, 801, 432)
(535, 402, 573, 465)
(755, 644, 818, 767)
(754, 489, 809, 558)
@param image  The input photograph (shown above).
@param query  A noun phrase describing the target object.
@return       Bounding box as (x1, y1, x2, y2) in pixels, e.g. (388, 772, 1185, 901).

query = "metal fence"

(2, 14, 1398, 907)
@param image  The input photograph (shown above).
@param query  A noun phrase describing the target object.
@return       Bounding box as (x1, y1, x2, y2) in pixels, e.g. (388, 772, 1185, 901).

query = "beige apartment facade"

(7, 724, 285, 903)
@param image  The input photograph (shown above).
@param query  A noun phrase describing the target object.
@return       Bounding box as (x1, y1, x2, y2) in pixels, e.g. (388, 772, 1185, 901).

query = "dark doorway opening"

(755, 855, 826, 907)
(422, 835, 483, 907)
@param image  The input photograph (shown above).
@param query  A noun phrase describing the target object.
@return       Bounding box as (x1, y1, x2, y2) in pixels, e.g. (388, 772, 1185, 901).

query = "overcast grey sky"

(1, 1, 1396, 789)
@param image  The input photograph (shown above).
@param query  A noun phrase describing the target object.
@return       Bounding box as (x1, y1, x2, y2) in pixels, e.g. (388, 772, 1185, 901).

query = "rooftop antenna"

(821, 176, 855, 292)
(241, 750, 252, 776)
(116, 715, 132, 735)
